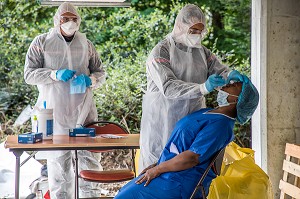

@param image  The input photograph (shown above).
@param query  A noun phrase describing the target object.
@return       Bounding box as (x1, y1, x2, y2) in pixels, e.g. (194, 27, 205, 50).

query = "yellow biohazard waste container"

(208, 142, 274, 199)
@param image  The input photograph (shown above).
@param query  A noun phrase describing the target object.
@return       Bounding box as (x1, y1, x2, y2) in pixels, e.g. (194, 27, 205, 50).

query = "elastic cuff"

(200, 83, 210, 95)
(50, 70, 59, 81)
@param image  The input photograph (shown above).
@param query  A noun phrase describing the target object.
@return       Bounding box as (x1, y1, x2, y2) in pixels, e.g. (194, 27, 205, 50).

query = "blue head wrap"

(236, 75, 259, 124)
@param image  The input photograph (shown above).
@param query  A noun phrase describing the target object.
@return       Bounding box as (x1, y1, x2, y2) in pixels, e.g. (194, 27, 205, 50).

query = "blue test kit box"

(18, 132, 43, 144)
(69, 128, 96, 137)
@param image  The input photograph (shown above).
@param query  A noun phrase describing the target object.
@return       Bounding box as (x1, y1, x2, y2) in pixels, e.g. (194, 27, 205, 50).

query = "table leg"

(75, 150, 79, 199)
(13, 150, 23, 199)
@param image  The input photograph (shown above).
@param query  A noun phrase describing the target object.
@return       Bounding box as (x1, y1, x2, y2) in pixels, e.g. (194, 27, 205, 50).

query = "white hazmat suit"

(139, 4, 230, 172)
(24, 3, 105, 198)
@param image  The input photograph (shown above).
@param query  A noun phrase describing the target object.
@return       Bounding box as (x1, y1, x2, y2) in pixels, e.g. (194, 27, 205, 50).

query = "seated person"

(115, 75, 259, 199)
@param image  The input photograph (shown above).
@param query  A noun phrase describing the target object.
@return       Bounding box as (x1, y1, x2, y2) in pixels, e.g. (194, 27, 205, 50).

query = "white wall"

(251, 0, 300, 197)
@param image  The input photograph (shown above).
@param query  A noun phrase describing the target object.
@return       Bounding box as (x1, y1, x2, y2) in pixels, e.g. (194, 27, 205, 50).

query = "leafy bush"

(78, 5, 178, 133)
(0, 1, 55, 119)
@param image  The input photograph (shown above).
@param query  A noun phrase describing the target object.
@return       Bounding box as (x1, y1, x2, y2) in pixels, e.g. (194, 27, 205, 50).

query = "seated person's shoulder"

(175, 108, 213, 129)
(177, 108, 234, 133)
(182, 108, 214, 121)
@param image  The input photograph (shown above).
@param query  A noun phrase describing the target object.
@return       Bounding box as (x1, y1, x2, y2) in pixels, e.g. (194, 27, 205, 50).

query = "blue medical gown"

(115, 108, 235, 199)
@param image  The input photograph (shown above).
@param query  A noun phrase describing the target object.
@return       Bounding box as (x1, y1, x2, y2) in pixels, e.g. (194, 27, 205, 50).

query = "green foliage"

(0, 0, 252, 147)
(0, 0, 55, 119)
(80, 6, 175, 61)
(132, 0, 251, 65)
(77, 6, 178, 132)
(94, 53, 147, 133)
(203, 0, 252, 64)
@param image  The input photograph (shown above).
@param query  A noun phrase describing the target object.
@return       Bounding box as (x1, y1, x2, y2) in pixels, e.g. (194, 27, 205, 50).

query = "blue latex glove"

(226, 70, 244, 83)
(205, 74, 226, 92)
(56, 69, 76, 82)
(83, 74, 92, 87)
(70, 75, 86, 94)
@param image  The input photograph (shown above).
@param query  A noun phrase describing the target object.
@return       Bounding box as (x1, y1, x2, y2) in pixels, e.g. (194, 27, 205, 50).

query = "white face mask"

(185, 34, 202, 48)
(61, 21, 79, 36)
(217, 90, 239, 107)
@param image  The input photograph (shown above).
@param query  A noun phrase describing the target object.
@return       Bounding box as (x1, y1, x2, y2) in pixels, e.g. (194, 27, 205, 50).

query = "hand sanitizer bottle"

(32, 115, 38, 133)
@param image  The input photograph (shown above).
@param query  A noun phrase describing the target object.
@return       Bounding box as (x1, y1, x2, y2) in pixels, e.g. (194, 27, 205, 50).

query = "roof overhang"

(39, 0, 131, 7)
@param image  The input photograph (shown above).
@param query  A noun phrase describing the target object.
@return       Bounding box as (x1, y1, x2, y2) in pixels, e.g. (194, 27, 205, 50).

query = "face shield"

(53, 2, 81, 33)
(171, 4, 207, 47)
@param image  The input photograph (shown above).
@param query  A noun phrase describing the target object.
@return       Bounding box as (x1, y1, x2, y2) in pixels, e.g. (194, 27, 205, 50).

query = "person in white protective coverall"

(138, 4, 245, 173)
(24, 2, 105, 198)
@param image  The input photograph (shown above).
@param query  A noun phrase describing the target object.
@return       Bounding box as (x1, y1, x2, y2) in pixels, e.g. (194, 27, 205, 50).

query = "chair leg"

(200, 186, 206, 199)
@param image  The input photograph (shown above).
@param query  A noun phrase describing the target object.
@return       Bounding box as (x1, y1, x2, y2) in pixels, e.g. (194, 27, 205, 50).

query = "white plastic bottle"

(37, 109, 53, 140)
(32, 115, 38, 133)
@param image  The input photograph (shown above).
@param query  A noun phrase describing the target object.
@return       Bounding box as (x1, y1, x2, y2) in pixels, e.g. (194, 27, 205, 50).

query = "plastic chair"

(190, 148, 226, 199)
(75, 121, 136, 199)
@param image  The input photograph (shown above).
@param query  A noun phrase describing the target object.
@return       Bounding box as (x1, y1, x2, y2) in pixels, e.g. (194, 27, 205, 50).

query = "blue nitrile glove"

(70, 75, 86, 94)
(226, 70, 244, 83)
(82, 74, 92, 87)
(56, 69, 76, 82)
(205, 74, 226, 92)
